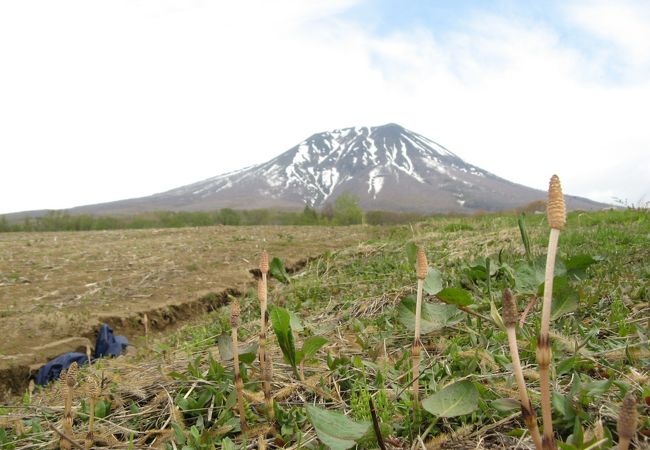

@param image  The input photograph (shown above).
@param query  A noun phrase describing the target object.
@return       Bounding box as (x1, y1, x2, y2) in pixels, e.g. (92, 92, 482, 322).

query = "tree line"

(0, 193, 428, 232)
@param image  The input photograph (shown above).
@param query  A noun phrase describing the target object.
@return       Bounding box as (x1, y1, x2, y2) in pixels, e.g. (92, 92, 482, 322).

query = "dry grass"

(0, 225, 370, 397)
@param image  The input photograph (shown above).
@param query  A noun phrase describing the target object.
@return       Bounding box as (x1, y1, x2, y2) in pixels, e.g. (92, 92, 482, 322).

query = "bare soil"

(0, 225, 369, 397)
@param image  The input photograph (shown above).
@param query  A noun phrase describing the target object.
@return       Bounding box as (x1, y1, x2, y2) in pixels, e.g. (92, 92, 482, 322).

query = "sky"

(1, 0, 648, 214)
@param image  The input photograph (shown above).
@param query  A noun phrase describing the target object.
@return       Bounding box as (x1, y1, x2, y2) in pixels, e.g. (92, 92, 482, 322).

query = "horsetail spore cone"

(503, 289, 542, 450)
(617, 393, 637, 450)
(230, 298, 248, 432)
(547, 175, 566, 231)
(260, 249, 269, 275)
(412, 247, 427, 406)
(538, 174, 566, 449)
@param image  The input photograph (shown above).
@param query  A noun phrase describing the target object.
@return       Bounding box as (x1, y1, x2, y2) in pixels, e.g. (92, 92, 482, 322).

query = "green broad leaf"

(172, 423, 186, 445)
(466, 265, 488, 282)
(190, 425, 200, 442)
(514, 256, 566, 294)
(538, 276, 580, 320)
(301, 336, 328, 362)
(557, 356, 577, 375)
(422, 380, 479, 417)
(398, 295, 462, 334)
(518, 214, 532, 261)
(306, 405, 371, 450)
(221, 437, 236, 450)
(270, 307, 297, 371)
(436, 287, 474, 306)
(216, 332, 258, 363)
(95, 399, 111, 419)
(552, 392, 575, 420)
(564, 254, 599, 279)
(551, 292, 579, 320)
(513, 262, 545, 294)
(491, 398, 521, 412)
(423, 267, 443, 295)
(406, 242, 418, 268)
(269, 256, 289, 283)
(583, 379, 612, 397)
(239, 350, 258, 365)
(288, 309, 304, 332)
(570, 417, 584, 448)
(490, 300, 506, 332)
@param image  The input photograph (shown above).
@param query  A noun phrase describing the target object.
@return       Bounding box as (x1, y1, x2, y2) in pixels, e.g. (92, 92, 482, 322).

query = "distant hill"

(7, 124, 607, 218)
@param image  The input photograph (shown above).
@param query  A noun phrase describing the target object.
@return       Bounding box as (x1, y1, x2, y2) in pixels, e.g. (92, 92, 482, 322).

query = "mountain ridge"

(6, 124, 607, 217)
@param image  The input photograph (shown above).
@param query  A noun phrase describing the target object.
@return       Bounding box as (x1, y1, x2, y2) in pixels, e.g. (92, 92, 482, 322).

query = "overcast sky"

(1, 0, 648, 214)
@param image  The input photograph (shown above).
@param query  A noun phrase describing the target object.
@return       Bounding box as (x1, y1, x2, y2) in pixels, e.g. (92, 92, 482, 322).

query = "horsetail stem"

(258, 250, 274, 420)
(617, 393, 637, 450)
(538, 174, 566, 449)
(503, 289, 542, 450)
(60, 362, 78, 450)
(85, 375, 100, 449)
(230, 298, 247, 432)
(143, 313, 149, 348)
(412, 246, 427, 407)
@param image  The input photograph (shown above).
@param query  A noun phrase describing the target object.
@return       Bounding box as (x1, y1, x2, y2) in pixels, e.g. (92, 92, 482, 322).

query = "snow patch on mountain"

(176, 123, 501, 208)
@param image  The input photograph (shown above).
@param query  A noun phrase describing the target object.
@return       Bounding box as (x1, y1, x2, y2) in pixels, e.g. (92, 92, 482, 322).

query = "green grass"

(1, 209, 648, 449)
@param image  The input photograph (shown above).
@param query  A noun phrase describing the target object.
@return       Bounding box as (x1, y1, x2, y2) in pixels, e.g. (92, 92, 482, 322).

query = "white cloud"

(0, 0, 648, 213)
(565, 0, 650, 73)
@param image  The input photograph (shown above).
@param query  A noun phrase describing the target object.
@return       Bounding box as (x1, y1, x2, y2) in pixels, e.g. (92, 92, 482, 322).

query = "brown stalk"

(537, 174, 566, 450)
(60, 362, 78, 450)
(230, 298, 248, 432)
(617, 393, 637, 450)
(50, 424, 85, 450)
(258, 250, 274, 420)
(369, 397, 387, 450)
(502, 289, 543, 450)
(144, 313, 149, 348)
(412, 247, 427, 408)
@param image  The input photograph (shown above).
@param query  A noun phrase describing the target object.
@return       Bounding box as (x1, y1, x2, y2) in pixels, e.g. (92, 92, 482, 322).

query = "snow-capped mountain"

(69, 123, 604, 215)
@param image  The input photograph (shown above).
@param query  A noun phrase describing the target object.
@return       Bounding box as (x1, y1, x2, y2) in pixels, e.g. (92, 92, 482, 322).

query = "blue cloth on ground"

(94, 323, 129, 358)
(35, 352, 88, 386)
(35, 323, 128, 385)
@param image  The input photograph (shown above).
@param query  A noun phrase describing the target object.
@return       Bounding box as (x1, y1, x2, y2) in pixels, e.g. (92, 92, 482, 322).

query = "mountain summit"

(71, 123, 603, 215)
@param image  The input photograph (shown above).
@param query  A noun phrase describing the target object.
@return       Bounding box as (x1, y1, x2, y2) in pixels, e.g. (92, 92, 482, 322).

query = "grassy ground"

(0, 209, 648, 449)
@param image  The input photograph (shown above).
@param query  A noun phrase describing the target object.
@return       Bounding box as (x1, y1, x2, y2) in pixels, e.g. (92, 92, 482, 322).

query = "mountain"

(18, 124, 606, 217)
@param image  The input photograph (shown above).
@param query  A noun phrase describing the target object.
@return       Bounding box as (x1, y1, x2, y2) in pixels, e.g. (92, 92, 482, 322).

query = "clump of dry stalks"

(412, 247, 427, 408)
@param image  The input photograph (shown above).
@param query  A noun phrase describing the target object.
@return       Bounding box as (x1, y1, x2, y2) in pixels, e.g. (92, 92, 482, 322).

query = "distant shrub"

(332, 193, 363, 225)
(217, 208, 241, 225)
(1, 203, 433, 232)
